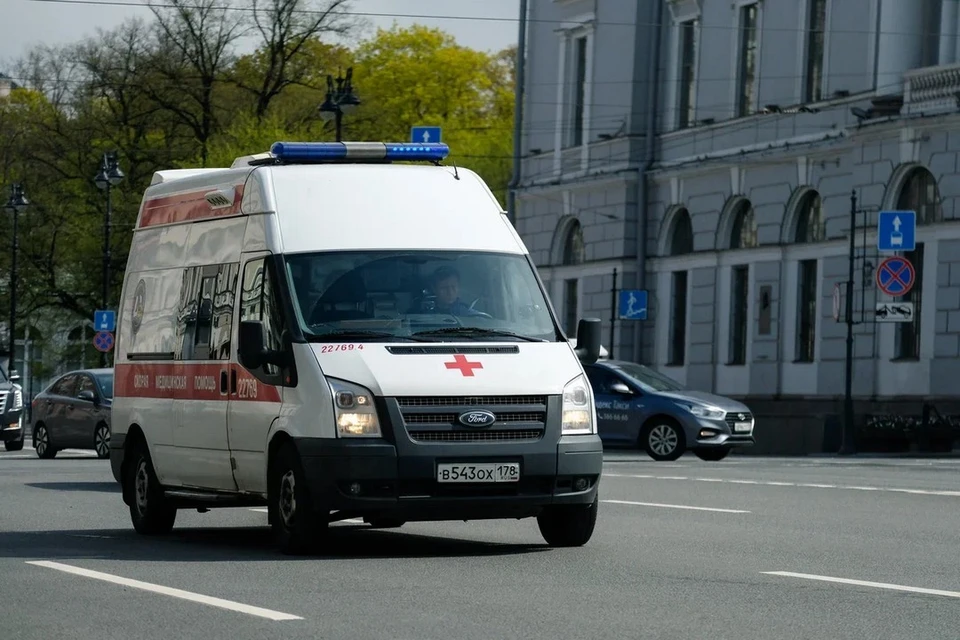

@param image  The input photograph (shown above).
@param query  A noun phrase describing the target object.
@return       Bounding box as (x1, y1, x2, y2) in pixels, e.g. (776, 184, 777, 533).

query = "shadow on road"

(25, 482, 121, 493)
(0, 525, 549, 563)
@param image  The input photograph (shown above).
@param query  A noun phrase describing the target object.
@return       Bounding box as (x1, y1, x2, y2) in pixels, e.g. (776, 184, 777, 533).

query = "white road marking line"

(247, 508, 364, 525)
(26, 561, 303, 621)
(602, 499, 750, 514)
(763, 571, 960, 599)
(249, 508, 268, 513)
(603, 473, 960, 497)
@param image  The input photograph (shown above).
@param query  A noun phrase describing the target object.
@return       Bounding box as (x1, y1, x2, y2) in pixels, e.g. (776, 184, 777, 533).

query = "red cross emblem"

(444, 354, 483, 377)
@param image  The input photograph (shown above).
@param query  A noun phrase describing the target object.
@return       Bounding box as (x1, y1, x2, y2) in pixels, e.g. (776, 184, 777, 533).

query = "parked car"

(584, 360, 755, 461)
(31, 368, 113, 459)
(1, 366, 25, 452)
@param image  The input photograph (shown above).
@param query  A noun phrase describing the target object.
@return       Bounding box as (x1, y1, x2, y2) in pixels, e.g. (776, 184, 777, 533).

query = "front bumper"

(294, 393, 603, 522)
(1, 412, 23, 443)
(687, 414, 756, 448)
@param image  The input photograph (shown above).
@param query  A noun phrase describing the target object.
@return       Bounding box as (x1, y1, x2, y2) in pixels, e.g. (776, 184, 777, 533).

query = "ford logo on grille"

(458, 410, 496, 427)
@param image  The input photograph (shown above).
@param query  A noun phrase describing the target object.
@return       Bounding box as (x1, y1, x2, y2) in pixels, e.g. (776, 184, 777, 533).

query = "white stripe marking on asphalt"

(604, 473, 960, 496)
(247, 508, 364, 524)
(763, 571, 960, 599)
(602, 499, 750, 514)
(26, 561, 303, 621)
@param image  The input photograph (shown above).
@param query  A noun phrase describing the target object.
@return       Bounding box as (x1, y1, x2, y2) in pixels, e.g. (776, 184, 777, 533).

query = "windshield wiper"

(311, 330, 425, 342)
(410, 327, 546, 342)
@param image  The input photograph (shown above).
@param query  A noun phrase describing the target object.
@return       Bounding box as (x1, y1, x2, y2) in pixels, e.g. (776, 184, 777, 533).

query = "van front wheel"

(537, 498, 598, 547)
(269, 442, 328, 555)
(127, 440, 176, 535)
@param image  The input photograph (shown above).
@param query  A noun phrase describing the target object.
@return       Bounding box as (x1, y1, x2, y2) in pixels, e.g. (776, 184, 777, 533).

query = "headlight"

(328, 379, 381, 438)
(12, 390, 22, 411)
(562, 374, 595, 435)
(685, 403, 725, 420)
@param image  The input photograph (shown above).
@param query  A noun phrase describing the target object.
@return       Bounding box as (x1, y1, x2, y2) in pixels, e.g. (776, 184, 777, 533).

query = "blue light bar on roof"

(270, 141, 450, 163)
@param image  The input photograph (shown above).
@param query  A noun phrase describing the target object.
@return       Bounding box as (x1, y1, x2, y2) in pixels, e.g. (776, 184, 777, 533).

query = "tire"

(365, 517, 405, 529)
(4, 430, 24, 452)
(269, 442, 328, 555)
(93, 423, 111, 459)
(695, 447, 731, 461)
(33, 423, 57, 459)
(126, 438, 177, 535)
(537, 498, 599, 547)
(642, 421, 685, 461)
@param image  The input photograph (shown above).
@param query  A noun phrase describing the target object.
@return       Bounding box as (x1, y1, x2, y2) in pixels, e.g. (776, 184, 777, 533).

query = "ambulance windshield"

(283, 250, 562, 342)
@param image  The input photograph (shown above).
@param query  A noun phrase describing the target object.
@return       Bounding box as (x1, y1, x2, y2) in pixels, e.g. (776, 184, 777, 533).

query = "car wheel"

(695, 447, 732, 461)
(126, 438, 177, 535)
(642, 421, 685, 461)
(94, 423, 111, 459)
(33, 423, 57, 459)
(537, 498, 599, 547)
(269, 442, 328, 555)
(4, 429, 24, 452)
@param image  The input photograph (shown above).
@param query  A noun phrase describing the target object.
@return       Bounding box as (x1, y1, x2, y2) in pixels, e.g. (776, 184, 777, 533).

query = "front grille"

(725, 412, 753, 428)
(408, 429, 542, 443)
(394, 394, 550, 444)
(397, 395, 546, 408)
(402, 411, 545, 425)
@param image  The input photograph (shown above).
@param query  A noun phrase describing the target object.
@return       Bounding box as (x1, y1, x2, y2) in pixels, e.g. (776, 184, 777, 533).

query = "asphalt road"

(2, 445, 959, 640)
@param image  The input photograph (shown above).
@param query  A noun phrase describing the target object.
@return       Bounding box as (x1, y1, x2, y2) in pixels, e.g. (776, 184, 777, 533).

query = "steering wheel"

(468, 297, 493, 319)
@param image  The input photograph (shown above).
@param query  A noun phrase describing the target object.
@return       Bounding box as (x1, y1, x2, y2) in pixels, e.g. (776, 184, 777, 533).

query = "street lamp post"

(5, 183, 28, 372)
(318, 67, 361, 142)
(94, 151, 124, 367)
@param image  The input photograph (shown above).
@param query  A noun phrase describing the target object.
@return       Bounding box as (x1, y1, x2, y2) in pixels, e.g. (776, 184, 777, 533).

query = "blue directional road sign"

(875, 256, 916, 297)
(877, 210, 916, 252)
(94, 309, 116, 333)
(93, 331, 114, 353)
(411, 126, 442, 144)
(618, 289, 648, 320)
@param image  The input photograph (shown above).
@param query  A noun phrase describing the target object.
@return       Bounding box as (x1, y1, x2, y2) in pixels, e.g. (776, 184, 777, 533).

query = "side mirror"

(610, 381, 633, 395)
(78, 389, 97, 404)
(9, 371, 20, 383)
(239, 320, 267, 369)
(574, 318, 602, 365)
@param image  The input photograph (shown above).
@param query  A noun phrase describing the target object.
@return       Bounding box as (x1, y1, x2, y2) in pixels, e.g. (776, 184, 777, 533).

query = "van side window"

(175, 263, 239, 361)
(240, 257, 286, 377)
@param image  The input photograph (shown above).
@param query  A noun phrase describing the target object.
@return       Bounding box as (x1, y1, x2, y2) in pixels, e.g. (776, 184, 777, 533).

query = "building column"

(876, 0, 922, 93)
(942, 0, 959, 65)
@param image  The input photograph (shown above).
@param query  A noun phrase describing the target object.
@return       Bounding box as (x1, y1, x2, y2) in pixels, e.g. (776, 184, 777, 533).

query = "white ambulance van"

(110, 141, 604, 554)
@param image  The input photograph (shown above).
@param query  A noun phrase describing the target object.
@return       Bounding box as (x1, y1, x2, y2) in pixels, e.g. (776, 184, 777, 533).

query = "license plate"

(734, 421, 752, 433)
(437, 462, 520, 483)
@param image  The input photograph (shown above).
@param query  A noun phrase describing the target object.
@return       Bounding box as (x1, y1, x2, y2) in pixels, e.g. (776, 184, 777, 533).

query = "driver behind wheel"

(426, 265, 484, 316)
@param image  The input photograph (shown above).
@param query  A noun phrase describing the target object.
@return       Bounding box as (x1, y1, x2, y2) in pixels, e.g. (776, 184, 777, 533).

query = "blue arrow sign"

(94, 309, 116, 333)
(618, 289, 648, 320)
(411, 126, 442, 144)
(877, 210, 916, 252)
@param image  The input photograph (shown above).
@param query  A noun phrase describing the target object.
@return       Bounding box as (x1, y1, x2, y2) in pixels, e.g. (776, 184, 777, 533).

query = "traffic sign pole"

(841, 190, 857, 455)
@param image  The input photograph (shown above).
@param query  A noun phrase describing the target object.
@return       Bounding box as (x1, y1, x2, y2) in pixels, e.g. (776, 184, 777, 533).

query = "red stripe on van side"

(138, 184, 245, 228)
(114, 362, 281, 403)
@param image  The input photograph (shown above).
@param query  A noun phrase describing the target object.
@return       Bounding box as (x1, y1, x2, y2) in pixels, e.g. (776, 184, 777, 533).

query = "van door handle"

(230, 369, 237, 394)
(220, 370, 228, 394)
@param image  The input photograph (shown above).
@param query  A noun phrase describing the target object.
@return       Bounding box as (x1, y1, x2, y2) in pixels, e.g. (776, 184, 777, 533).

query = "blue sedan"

(584, 360, 756, 461)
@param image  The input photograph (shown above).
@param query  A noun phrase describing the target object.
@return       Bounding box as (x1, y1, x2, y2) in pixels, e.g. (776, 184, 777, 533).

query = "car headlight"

(562, 374, 595, 435)
(328, 379, 381, 438)
(12, 390, 22, 411)
(684, 403, 725, 420)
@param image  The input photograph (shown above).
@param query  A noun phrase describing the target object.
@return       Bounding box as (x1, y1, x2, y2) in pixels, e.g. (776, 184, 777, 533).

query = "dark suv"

(0, 366, 26, 452)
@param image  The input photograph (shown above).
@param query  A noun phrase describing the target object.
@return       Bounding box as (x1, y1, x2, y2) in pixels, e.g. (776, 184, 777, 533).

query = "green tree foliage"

(0, 13, 515, 359)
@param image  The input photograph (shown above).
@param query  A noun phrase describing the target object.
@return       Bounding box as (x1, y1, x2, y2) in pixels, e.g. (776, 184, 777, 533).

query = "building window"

(921, 0, 943, 68)
(569, 35, 588, 147)
(804, 0, 827, 103)
(796, 259, 817, 362)
(669, 271, 688, 365)
(563, 219, 585, 265)
(729, 266, 749, 364)
(670, 209, 694, 255)
(737, 3, 759, 117)
(729, 200, 758, 249)
(795, 190, 825, 243)
(678, 19, 699, 129)
(564, 278, 579, 337)
(894, 168, 940, 359)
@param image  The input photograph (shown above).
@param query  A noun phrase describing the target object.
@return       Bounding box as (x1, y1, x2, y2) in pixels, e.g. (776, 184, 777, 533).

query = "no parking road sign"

(94, 330, 114, 353)
(875, 256, 916, 297)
